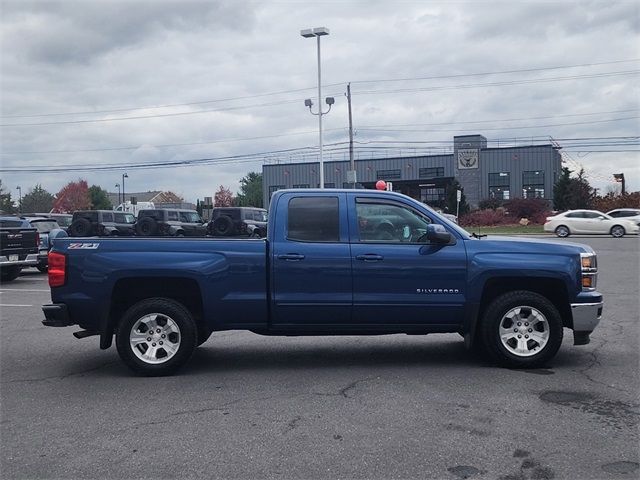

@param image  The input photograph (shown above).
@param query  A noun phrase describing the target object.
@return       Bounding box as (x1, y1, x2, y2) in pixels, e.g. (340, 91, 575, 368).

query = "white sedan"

(607, 208, 640, 226)
(544, 209, 640, 238)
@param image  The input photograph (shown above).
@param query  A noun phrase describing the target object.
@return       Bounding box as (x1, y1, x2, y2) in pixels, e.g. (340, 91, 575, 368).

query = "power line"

(348, 58, 640, 84)
(3, 110, 637, 155)
(3, 70, 638, 128)
(4, 58, 637, 119)
(354, 70, 640, 96)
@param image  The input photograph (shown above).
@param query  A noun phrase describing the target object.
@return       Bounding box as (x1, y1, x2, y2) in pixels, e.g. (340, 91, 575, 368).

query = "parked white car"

(544, 210, 640, 238)
(606, 208, 640, 226)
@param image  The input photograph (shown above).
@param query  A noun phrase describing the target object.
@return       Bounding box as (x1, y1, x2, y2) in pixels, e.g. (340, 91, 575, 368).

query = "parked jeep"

(68, 211, 136, 237)
(208, 207, 268, 237)
(135, 209, 206, 237)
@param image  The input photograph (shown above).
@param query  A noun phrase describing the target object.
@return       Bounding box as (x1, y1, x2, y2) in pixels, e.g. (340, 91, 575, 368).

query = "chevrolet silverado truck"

(42, 189, 603, 376)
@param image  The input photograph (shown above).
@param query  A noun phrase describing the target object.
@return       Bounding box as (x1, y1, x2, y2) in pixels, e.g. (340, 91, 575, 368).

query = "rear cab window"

(287, 197, 340, 243)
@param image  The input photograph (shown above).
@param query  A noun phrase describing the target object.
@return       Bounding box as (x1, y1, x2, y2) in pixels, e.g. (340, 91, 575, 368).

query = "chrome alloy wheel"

(129, 313, 181, 364)
(498, 306, 549, 357)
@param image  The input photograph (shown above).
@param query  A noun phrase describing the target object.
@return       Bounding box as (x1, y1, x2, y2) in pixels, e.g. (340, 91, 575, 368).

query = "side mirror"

(426, 224, 452, 244)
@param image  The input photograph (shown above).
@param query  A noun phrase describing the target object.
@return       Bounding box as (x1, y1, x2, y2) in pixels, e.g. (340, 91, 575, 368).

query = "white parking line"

(0, 304, 34, 307)
(0, 289, 50, 293)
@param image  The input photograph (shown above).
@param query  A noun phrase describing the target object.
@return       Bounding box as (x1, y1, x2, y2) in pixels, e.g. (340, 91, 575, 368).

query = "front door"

(349, 197, 467, 326)
(271, 193, 352, 327)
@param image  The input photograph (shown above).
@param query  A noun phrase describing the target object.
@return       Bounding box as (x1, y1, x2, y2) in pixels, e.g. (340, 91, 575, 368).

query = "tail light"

(36, 232, 40, 247)
(48, 252, 66, 287)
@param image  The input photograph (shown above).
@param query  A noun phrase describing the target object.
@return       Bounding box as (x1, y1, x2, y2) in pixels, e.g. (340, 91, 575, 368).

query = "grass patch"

(462, 224, 545, 235)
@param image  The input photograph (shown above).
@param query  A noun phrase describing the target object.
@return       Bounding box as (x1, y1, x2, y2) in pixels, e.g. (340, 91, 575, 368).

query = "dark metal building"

(262, 134, 562, 209)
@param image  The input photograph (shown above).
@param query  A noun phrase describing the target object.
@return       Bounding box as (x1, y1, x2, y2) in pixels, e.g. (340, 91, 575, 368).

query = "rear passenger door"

(271, 193, 352, 327)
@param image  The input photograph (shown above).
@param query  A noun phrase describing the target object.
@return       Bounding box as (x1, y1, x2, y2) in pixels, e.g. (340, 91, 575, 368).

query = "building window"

(523, 171, 545, 198)
(488, 172, 510, 200)
(419, 167, 444, 178)
(421, 188, 446, 204)
(376, 169, 401, 180)
(269, 185, 285, 197)
(287, 197, 340, 242)
(292, 184, 310, 189)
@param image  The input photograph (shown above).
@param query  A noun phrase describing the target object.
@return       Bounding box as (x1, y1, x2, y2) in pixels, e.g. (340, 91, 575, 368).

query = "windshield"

(256, 210, 268, 222)
(52, 215, 72, 227)
(179, 212, 203, 223)
(31, 220, 60, 232)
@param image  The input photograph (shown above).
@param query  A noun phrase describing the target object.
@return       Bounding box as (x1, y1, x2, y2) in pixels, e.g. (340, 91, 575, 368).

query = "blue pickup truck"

(42, 189, 603, 376)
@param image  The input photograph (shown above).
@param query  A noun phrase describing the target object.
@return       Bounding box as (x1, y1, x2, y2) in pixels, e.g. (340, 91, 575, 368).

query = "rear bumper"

(42, 304, 73, 327)
(0, 253, 39, 267)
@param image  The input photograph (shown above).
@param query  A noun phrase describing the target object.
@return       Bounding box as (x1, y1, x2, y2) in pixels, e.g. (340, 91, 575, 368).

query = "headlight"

(580, 252, 597, 291)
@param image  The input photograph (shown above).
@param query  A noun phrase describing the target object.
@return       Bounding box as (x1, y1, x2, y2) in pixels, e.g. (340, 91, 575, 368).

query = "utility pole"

(346, 82, 356, 188)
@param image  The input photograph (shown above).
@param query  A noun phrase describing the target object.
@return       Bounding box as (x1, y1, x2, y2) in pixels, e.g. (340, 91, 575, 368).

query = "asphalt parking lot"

(1, 235, 638, 480)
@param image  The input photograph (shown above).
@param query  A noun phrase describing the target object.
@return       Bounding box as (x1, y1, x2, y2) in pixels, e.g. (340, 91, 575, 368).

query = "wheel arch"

(482, 276, 571, 325)
(104, 276, 206, 349)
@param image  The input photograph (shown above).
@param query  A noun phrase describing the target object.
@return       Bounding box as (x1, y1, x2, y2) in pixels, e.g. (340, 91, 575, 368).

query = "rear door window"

(167, 211, 179, 221)
(102, 212, 114, 222)
(287, 197, 339, 242)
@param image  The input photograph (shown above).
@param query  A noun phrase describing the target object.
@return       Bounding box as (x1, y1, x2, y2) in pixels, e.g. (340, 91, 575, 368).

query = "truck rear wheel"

(479, 290, 563, 368)
(115, 298, 197, 376)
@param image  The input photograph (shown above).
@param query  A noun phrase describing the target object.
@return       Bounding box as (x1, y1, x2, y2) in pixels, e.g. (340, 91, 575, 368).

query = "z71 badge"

(68, 243, 100, 250)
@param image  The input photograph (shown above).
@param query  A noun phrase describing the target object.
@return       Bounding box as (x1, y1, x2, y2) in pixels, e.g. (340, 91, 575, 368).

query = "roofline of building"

(263, 144, 557, 168)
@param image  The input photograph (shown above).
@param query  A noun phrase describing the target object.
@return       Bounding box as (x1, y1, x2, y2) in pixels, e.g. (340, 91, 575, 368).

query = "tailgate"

(0, 228, 39, 257)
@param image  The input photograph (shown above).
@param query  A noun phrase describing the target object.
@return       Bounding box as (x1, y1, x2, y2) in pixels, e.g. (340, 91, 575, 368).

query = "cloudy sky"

(1, 0, 638, 204)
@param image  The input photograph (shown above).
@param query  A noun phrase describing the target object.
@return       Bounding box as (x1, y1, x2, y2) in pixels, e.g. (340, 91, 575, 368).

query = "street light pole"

(16, 186, 22, 214)
(301, 27, 330, 188)
(122, 173, 128, 204)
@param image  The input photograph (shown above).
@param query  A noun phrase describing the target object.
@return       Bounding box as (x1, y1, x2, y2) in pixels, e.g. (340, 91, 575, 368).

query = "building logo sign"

(457, 149, 479, 169)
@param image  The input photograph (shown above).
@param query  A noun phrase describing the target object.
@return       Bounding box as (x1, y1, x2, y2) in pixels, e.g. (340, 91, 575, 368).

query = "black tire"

(610, 225, 625, 238)
(37, 265, 48, 273)
(136, 217, 158, 236)
(555, 225, 570, 238)
(479, 290, 563, 368)
(0, 266, 22, 282)
(115, 298, 198, 376)
(212, 215, 234, 236)
(69, 218, 92, 237)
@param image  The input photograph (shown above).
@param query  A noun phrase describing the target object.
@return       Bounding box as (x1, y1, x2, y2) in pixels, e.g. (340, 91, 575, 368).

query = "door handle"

(277, 253, 306, 261)
(355, 254, 384, 262)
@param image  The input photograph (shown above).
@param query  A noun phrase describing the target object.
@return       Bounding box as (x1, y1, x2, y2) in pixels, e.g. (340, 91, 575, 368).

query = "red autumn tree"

(214, 186, 235, 207)
(52, 179, 91, 213)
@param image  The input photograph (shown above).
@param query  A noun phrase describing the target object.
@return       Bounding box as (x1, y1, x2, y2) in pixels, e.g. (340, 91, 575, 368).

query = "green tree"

(21, 184, 55, 213)
(0, 180, 16, 214)
(235, 172, 263, 208)
(88, 185, 112, 210)
(445, 179, 469, 216)
(553, 167, 595, 210)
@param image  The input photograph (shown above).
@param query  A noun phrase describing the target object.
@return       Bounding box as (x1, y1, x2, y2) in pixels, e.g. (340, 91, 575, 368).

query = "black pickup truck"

(0, 216, 39, 281)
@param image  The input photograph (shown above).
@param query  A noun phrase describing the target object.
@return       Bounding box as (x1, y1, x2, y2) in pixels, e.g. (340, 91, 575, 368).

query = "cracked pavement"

(1, 236, 638, 479)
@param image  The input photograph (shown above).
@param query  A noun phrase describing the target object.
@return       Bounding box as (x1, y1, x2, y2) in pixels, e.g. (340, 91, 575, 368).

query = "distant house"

(108, 191, 195, 210)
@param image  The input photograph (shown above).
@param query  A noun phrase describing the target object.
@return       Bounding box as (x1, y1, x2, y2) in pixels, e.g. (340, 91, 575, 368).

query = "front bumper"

(571, 301, 603, 345)
(42, 304, 73, 327)
(0, 253, 39, 267)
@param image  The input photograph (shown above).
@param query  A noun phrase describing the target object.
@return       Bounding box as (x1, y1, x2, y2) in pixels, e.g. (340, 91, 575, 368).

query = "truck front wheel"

(115, 298, 198, 376)
(479, 291, 563, 368)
